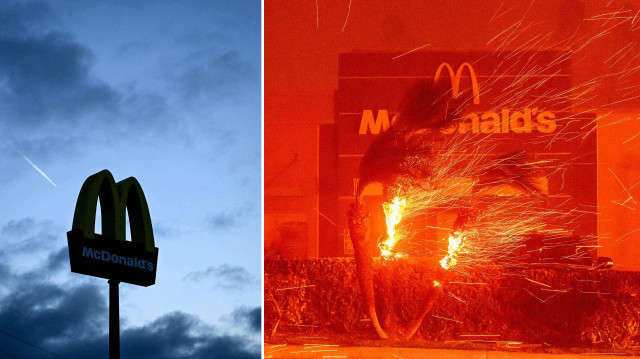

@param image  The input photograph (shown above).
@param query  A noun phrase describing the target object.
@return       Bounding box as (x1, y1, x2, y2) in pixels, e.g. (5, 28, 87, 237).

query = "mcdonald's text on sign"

(67, 170, 159, 287)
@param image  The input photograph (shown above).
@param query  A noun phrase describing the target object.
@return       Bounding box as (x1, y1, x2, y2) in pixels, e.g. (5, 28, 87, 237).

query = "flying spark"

(392, 44, 431, 59)
(341, 0, 352, 32)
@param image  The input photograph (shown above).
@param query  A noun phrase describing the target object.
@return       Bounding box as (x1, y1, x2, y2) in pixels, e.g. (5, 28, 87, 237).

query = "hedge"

(265, 258, 640, 351)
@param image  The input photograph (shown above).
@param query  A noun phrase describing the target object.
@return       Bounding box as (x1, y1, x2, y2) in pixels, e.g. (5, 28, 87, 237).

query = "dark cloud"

(0, 283, 107, 351)
(0, 291, 260, 359)
(177, 51, 258, 101)
(0, 1, 172, 144)
(1, 217, 36, 236)
(168, 0, 259, 104)
(0, 217, 58, 255)
(209, 202, 254, 231)
(0, 0, 259, 160)
(0, 262, 13, 284)
(211, 213, 236, 230)
(231, 306, 261, 333)
(0, 218, 259, 359)
(120, 312, 259, 359)
(151, 222, 174, 239)
(45, 247, 69, 272)
(0, 1, 57, 36)
(188, 333, 260, 359)
(184, 264, 252, 290)
(0, 4, 120, 127)
(0, 253, 259, 359)
(13, 232, 58, 255)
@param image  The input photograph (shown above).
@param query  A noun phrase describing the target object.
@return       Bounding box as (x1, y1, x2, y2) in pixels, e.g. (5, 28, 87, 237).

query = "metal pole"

(109, 279, 120, 359)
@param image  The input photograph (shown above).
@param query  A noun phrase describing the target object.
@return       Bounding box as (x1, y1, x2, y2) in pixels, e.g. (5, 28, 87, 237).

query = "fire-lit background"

(265, 0, 640, 270)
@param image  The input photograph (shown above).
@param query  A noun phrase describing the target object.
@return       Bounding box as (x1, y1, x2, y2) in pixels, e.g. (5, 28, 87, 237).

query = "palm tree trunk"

(348, 200, 388, 339)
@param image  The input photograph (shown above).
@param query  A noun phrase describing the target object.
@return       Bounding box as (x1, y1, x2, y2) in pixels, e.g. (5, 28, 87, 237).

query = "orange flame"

(380, 196, 406, 258)
(440, 231, 465, 269)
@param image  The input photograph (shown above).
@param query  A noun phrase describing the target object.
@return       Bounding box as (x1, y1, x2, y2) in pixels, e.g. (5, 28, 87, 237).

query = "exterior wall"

(264, 122, 319, 258)
(597, 112, 640, 271)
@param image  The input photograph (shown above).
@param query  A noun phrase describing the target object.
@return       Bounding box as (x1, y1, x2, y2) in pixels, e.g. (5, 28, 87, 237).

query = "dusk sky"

(0, 1, 260, 358)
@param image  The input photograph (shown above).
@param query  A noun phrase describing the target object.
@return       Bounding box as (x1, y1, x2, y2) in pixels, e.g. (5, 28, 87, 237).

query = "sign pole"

(109, 279, 120, 359)
(67, 170, 159, 359)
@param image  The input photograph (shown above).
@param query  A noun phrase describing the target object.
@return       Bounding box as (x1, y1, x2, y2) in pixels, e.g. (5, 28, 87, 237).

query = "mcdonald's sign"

(67, 170, 159, 286)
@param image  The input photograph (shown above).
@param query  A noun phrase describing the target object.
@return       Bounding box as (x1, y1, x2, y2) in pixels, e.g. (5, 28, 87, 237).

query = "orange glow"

(440, 231, 466, 270)
(379, 196, 406, 258)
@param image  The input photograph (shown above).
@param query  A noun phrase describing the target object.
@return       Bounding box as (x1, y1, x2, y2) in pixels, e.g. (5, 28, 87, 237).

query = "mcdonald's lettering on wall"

(358, 62, 557, 135)
(67, 170, 159, 287)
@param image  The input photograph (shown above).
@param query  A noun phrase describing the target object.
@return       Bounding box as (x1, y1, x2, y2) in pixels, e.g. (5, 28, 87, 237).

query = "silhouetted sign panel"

(68, 231, 158, 286)
(67, 170, 159, 286)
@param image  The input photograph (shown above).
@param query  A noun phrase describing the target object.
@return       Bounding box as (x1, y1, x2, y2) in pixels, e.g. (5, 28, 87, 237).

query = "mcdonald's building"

(315, 50, 597, 257)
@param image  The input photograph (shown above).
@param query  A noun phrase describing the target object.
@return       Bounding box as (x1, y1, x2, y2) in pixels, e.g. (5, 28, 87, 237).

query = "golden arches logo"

(71, 170, 156, 252)
(434, 62, 480, 105)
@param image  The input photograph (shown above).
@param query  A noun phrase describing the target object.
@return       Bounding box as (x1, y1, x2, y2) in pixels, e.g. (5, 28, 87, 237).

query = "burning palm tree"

(348, 80, 550, 339)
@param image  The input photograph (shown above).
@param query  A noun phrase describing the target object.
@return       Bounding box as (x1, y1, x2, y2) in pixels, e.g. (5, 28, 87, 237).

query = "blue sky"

(0, 0, 260, 358)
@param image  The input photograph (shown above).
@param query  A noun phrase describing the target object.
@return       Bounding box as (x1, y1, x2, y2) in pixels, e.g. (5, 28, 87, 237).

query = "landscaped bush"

(265, 258, 640, 350)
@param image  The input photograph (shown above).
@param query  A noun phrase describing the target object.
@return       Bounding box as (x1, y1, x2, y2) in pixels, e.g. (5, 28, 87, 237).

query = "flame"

(380, 196, 406, 258)
(440, 231, 465, 269)
(433, 280, 441, 287)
